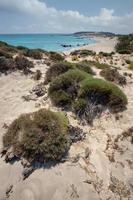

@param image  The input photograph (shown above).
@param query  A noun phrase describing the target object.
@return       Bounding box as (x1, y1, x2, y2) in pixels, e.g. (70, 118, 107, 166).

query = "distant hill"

(74, 31, 116, 37)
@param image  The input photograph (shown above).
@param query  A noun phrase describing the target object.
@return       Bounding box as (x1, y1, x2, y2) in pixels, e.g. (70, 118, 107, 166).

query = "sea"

(0, 34, 95, 52)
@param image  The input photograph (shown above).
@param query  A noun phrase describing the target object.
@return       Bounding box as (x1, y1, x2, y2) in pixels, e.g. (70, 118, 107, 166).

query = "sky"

(0, 0, 133, 34)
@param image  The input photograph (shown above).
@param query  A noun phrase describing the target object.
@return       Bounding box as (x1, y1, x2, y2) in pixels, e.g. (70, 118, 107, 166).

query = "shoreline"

(64, 36, 117, 54)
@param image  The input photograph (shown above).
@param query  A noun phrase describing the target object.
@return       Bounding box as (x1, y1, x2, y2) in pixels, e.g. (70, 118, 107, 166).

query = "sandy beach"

(65, 36, 117, 54)
(0, 37, 133, 200)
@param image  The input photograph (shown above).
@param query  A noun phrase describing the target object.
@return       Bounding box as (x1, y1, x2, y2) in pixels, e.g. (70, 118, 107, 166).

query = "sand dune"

(0, 39, 133, 200)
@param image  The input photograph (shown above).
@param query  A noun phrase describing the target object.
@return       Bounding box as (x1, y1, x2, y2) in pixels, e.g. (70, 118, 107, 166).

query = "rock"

(30, 84, 46, 97)
(22, 84, 46, 102)
(22, 167, 34, 180)
(68, 125, 86, 143)
(61, 44, 72, 48)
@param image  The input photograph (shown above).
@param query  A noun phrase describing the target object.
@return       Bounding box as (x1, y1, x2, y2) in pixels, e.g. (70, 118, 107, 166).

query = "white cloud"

(0, 0, 133, 33)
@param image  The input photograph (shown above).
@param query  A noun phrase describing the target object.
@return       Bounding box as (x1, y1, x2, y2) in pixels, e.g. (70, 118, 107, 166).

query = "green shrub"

(75, 61, 95, 75)
(16, 46, 29, 51)
(0, 57, 16, 73)
(0, 50, 12, 58)
(15, 56, 34, 74)
(49, 51, 64, 62)
(99, 52, 114, 57)
(94, 62, 111, 69)
(72, 55, 79, 61)
(49, 68, 127, 123)
(45, 61, 95, 84)
(45, 62, 74, 83)
(0, 41, 17, 53)
(100, 68, 126, 86)
(116, 35, 133, 54)
(49, 69, 90, 106)
(23, 49, 43, 59)
(3, 109, 70, 163)
(128, 62, 133, 70)
(125, 60, 131, 64)
(72, 77, 127, 123)
(70, 50, 96, 57)
(79, 78, 127, 112)
(81, 60, 111, 70)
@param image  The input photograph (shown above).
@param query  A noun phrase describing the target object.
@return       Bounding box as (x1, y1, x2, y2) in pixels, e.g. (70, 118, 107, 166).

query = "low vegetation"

(0, 41, 17, 53)
(0, 57, 16, 74)
(74, 78, 127, 123)
(3, 109, 70, 163)
(48, 51, 64, 62)
(79, 78, 127, 113)
(22, 49, 43, 59)
(45, 61, 95, 84)
(15, 56, 34, 74)
(0, 55, 34, 74)
(128, 62, 133, 71)
(70, 49, 96, 57)
(45, 62, 74, 83)
(93, 62, 111, 69)
(125, 60, 131, 65)
(79, 60, 111, 70)
(49, 68, 127, 123)
(0, 49, 12, 58)
(49, 69, 89, 106)
(100, 68, 126, 86)
(116, 34, 133, 54)
(75, 61, 95, 75)
(99, 51, 115, 57)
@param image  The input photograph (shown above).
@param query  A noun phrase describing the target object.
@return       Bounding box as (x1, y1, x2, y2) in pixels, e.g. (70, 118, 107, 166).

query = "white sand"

(0, 40, 133, 200)
(65, 36, 117, 54)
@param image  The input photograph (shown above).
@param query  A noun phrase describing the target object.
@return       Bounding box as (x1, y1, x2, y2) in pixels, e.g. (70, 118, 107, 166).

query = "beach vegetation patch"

(116, 35, 133, 54)
(49, 69, 127, 123)
(75, 61, 95, 75)
(45, 62, 74, 83)
(0, 49, 12, 58)
(79, 78, 127, 113)
(3, 109, 70, 163)
(15, 56, 34, 74)
(79, 60, 111, 70)
(128, 62, 133, 70)
(22, 49, 43, 59)
(0, 57, 16, 74)
(70, 49, 96, 57)
(49, 69, 89, 106)
(0, 41, 17, 53)
(99, 51, 115, 57)
(49, 51, 64, 62)
(100, 68, 126, 86)
(125, 60, 131, 65)
(93, 62, 111, 69)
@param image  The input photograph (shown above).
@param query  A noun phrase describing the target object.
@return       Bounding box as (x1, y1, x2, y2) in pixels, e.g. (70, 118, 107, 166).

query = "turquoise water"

(0, 34, 95, 52)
